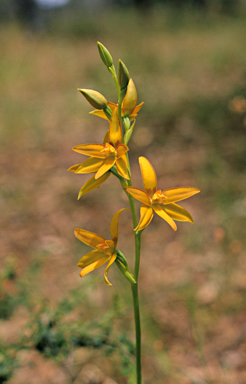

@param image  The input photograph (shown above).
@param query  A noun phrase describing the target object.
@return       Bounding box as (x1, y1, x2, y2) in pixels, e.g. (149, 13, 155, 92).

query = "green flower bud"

(118, 59, 130, 90)
(123, 118, 136, 145)
(78, 89, 108, 110)
(97, 41, 113, 68)
(115, 249, 136, 285)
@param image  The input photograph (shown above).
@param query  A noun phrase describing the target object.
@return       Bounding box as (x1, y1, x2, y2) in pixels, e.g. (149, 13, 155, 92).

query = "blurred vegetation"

(1, 2, 246, 383)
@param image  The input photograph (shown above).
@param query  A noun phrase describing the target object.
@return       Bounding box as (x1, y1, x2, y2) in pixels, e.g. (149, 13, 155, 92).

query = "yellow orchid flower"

(68, 109, 129, 180)
(125, 157, 200, 231)
(75, 209, 126, 285)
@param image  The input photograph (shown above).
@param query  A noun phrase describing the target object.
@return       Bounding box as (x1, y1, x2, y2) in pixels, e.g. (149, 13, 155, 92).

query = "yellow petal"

(73, 144, 107, 158)
(109, 109, 122, 148)
(75, 157, 104, 174)
(104, 253, 117, 286)
(139, 157, 157, 197)
(77, 249, 106, 268)
(79, 255, 110, 278)
(116, 144, 129, 158)
(132, 102, 144, 115)
(89, 103, 118, 121)
(164, 203, 193, 223)
(90, 109, 108, 120)
(95, 157, 116, 179)
(163, 187, 200, 204)
(77, 173, 110, 199)
(129, 101, 144, 120)
(125, 187, 151, 206)
(108, 102, 117, 110)
(110, 208, 128, 247)
(135, 204, 154, 231)
(103, 130, 109, 144)
(152, 205, 177, 231)
(116, 155, 130, 180)
(67, 164, 82, 172)
(74, 228, 105, 249)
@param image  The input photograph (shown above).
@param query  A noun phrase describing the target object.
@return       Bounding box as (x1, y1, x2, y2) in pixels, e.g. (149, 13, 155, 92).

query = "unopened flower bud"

(78, 89, 108, 110)
(118, 59, 130, 90)
(115, 249, 136, 285)
(122, 79, 137, 117)
(97, 42, 113, 68)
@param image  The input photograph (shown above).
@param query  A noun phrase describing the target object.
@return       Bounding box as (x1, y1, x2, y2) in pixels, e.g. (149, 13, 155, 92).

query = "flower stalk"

(68, 42, 200, 384)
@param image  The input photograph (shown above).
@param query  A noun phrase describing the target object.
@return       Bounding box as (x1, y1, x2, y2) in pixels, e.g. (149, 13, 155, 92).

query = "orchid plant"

(69, 42, 200, 384)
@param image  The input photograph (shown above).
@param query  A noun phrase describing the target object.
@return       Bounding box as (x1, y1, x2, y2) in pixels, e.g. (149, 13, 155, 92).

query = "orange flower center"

(96, 240, 109, 252)
(152, 190, 166, 205)
(101, 143, 117, 158)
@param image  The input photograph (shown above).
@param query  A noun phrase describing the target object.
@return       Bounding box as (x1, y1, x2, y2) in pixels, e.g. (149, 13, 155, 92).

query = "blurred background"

(1, 0, 246, 383)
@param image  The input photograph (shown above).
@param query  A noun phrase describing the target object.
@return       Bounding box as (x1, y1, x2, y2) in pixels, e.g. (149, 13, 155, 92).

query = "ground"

(1, 6, 246, 383)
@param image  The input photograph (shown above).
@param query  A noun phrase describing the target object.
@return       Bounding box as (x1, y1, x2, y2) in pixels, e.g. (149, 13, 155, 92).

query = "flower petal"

(89, 109, 108, 120)
(79, 255, 110, 278)
(163, 187, 200, 204)
(139, 157, 157, 197)
(164, 202, 194, 223)
(152, 204, 177, 231)
(104, 253, 117, 286)
(75, 157, 104, 174)
(130, 103, 144, 119)
(67, 164, 83, 172)
(109, 108, 122, 148)
(132, 102, 144, 115)
(125, 187, 151, 206)
(74, 228, 105, 249)
(107, 102, 117, 110)
(110, 208, 128, 247)
(89, 103, 118, 121)
(77, 173, 110, 199)
(116, 155, 130, 179)
(95, 157, 116, 179)
(72, 144, 107, 158)
(77, 249, 106, 268)
(116, 144, 129, 158)
(103, 130, 109, 144)
(135, 204, 154, 231)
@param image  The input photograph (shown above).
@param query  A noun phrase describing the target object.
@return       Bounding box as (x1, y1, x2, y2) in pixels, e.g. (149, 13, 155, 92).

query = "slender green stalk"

(126, 170, 142, 384)
(131, 281, 142, 384)
(109, 65, 120, 95)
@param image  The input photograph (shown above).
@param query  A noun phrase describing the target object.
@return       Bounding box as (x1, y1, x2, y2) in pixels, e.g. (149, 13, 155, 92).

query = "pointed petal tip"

(74, 228, 80, 236)
(170, 221, 177, 231)
(104, 279, 112, 286)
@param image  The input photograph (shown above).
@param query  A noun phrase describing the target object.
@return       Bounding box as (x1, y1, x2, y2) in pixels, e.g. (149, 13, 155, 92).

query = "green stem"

(110, 156, 142, 384)
(108, 65, 120, 95)
(131, 282, 142, 384)
(126, 170, 142, 383)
